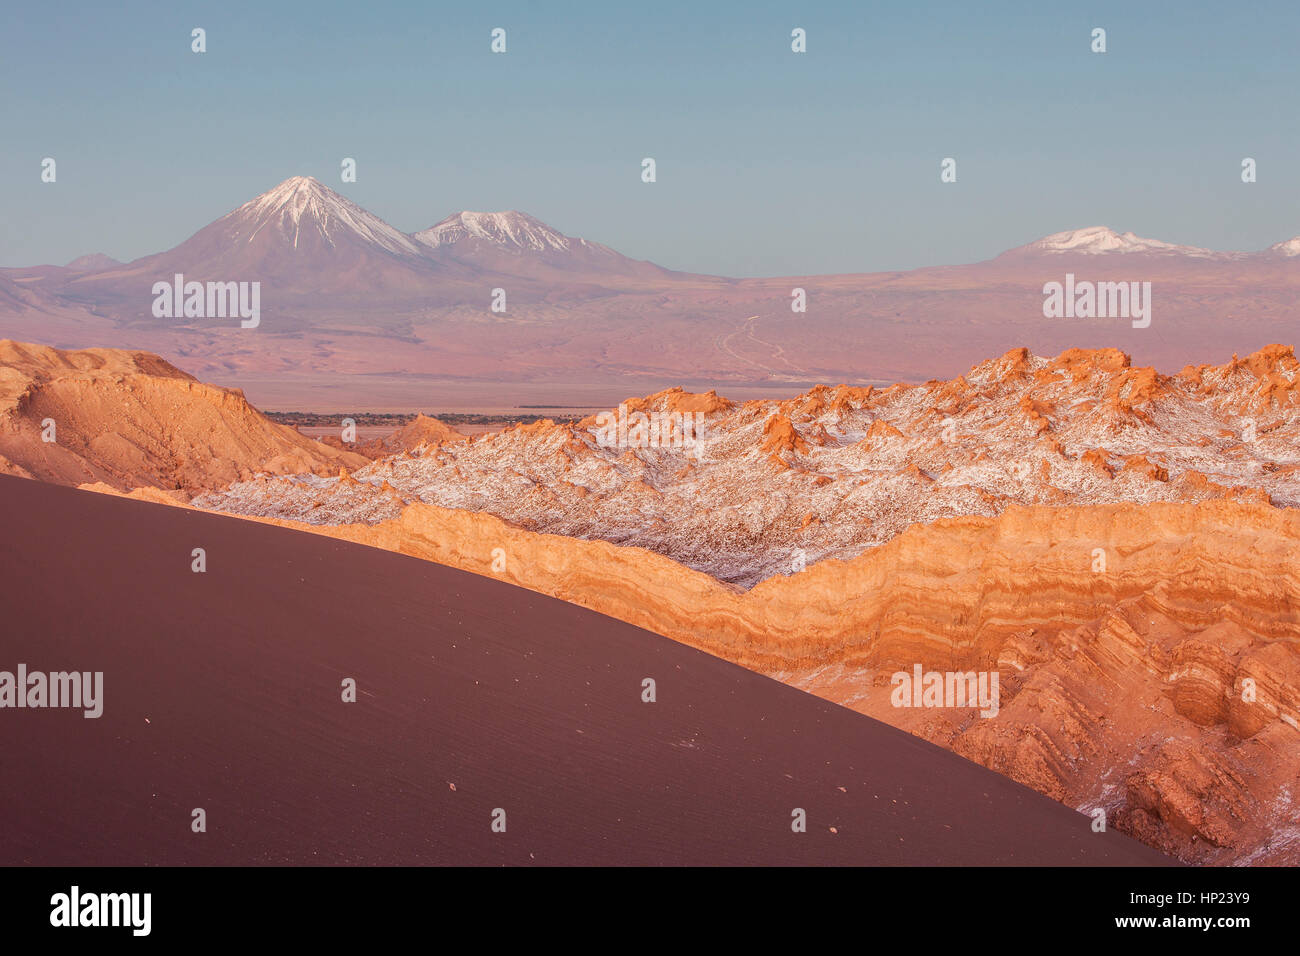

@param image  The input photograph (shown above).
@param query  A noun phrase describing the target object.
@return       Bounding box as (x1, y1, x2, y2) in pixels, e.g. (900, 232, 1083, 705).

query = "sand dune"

(88, 480, 1300, 864)
(0, 476, 1168, 865)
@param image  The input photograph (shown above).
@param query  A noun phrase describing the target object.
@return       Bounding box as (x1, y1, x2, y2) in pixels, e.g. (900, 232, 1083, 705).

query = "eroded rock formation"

(197, 345, 1300, 588)
(0, 339, 367, 492)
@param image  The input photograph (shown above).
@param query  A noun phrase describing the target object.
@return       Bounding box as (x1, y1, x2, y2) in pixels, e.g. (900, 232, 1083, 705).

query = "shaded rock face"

(0, 339, 366, 492)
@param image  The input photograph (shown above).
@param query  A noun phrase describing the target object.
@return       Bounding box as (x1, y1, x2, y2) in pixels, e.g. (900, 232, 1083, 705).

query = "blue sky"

(3, 0, 1298, 275)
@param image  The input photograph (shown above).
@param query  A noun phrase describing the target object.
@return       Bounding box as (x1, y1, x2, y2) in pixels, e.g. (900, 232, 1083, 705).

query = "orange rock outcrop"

(0, 339, 366, 491)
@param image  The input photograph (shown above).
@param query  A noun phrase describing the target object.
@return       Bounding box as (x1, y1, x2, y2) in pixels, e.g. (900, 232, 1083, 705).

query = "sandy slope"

(89, 479, 1300, 864)
(0, 476, 1168, 866)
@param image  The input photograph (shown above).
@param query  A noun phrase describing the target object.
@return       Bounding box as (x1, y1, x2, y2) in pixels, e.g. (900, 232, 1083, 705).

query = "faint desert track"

(717, 315, 806, 375)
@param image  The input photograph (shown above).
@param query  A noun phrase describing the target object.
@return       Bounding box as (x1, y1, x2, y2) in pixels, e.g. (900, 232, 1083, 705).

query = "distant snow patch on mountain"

(233, 176, 425, 257)
(1017, 226, 1225, 258)
(413, 210, 618, 257)
(1266, 237, 1300, 257)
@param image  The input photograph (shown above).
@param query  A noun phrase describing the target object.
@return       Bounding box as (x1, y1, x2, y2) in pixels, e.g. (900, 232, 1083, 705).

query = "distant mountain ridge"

(17, 177, 1300, 284)
(35, 176, 678, 298)
(3, 176, 1300, 401)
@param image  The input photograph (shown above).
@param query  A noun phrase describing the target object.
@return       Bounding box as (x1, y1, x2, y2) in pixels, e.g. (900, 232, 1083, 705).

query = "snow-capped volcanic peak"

(1021, 226, 1219, 258)
(414, 210, 585, 253)
(1267, 237, 1300, 257)
(232, 176, 424, 257)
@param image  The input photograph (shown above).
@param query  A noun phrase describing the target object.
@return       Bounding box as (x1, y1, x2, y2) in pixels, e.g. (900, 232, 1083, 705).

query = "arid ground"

(0, 475, 1170, 866)
(2, 337, 1297, 865)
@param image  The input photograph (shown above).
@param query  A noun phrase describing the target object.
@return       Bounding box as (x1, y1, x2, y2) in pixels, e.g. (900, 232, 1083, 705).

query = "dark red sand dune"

(0, 476, 1171, 865)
